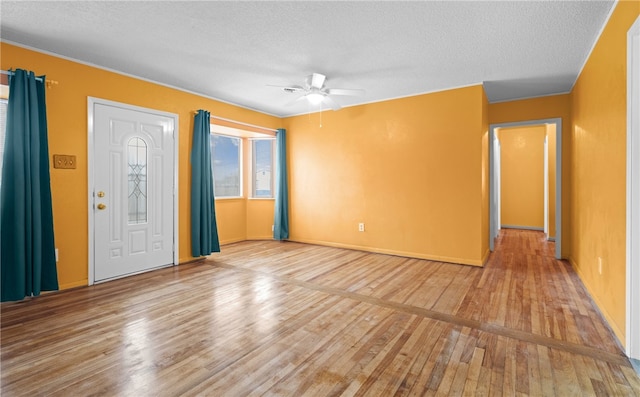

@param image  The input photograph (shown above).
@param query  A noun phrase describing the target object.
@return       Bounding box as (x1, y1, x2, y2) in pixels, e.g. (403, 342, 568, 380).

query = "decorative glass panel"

(127, 137, 147, 224)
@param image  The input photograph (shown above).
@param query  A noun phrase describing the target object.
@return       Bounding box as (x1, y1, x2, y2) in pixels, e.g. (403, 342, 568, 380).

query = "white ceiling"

(1, 1, 615, 118)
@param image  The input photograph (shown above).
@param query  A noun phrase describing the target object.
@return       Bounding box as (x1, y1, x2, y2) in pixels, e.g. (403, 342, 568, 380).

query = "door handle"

(97, 203, 107, 210)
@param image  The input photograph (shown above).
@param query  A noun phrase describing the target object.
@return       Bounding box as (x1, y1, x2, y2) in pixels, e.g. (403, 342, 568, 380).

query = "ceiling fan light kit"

(305, 92, 324, 105)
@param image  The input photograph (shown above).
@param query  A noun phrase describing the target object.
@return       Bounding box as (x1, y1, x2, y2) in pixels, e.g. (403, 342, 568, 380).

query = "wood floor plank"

(393, 320, 447, 396)
(2, 229, 639, 395)
(461, 346, 484, 396)
(190, 298, 364, 396)
(336, 314, 415, 397)
(255, 302, 388, 396)
(571, 355, 598, 396)
(622, 365, 640, 394)
(502, 337, 517, 396)
(434, 327, 471, 396)
(374, 317, 435, 396)
(526, 342, 543, 396)
(405, 322, 452, 396)
(475, 366, 492, 396)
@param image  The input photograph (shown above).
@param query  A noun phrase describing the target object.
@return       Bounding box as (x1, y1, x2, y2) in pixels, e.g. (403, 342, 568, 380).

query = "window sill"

(215, 196, 244, 201)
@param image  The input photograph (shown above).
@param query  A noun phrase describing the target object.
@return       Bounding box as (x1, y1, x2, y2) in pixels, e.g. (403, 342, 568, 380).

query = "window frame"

(250, 137, 276, 200)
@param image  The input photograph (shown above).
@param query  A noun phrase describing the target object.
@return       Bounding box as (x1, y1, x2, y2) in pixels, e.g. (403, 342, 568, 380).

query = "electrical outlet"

(271, 225, 274, 232)
(358, 223, 365, 232)
(55, 248, 59, 262)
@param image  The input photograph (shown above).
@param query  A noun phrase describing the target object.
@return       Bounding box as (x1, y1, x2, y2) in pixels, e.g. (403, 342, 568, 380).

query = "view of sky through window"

(253, 139, 273, 198)
(210, 134, 241, 197)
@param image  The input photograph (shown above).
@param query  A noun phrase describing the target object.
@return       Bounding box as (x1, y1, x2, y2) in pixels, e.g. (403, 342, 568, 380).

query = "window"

(252, 138, 275, 198)
(210, 134, 241, 198)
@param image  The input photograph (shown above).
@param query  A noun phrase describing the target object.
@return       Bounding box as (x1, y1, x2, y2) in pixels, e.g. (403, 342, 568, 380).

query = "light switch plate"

(53, 154, 76, 169)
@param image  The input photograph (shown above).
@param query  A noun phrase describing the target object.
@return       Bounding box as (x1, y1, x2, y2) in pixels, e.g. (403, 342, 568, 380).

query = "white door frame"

(496, 139, 501, 233)
(489, 118, 562, 259)
(87, 97, 179, 285)
(626, 15, 640, 361)
(544, 135, 549, 238)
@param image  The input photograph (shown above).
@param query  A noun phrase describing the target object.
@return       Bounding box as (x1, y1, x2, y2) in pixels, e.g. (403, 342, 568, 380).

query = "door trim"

(544, 135, 549, 238)
(626, 15, 640, 361)
(87, 97, 179, 285)
(489, 118, 562, 259)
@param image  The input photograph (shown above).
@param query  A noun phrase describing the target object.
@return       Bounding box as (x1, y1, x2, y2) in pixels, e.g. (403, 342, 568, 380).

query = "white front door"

(91, 101, 175, 282)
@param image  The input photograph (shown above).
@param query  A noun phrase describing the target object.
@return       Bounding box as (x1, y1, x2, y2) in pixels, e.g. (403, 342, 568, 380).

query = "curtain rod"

(1, 70, 59, 88)
(194, 111, 278, 133)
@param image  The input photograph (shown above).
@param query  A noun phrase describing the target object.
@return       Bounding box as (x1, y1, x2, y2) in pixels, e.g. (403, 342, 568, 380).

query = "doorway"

(626, 15, 640, 363)
(88, 98, 179, 283)
(489, 118, 562, 259)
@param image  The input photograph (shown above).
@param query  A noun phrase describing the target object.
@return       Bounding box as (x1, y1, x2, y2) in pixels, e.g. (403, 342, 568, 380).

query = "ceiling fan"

(268, 73, 364, 111)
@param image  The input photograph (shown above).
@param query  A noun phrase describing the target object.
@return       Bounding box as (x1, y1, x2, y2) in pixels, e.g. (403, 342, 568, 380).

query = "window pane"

(127, 137, 147, 224)
(211, 134, 241, 197)
(252, 139, 274, 198)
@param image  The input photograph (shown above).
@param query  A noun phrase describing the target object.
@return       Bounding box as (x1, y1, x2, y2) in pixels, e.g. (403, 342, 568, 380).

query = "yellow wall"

(489, 94, 572, 125)
(569, 1, 640, 344)
(283, 85, 489, 266)
(499, 125, 546, 229)
(481, 88, 490, 264)
(489, 94, 572, 257)
(246, 199, 276, 240)
(215, 199, 247, 245)
(1, 42, 280, 289)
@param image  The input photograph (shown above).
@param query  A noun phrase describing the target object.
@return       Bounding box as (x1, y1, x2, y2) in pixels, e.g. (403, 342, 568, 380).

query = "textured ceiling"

(1, 1, 615, 117)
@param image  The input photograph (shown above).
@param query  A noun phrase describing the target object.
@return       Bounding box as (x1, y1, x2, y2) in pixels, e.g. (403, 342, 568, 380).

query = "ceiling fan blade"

(326, 88, 365, 96)
(310, 73, 326, 89)
(285, 94, 307, 106)
(267, 84, 305, 93)
(322, 95, 342, 111)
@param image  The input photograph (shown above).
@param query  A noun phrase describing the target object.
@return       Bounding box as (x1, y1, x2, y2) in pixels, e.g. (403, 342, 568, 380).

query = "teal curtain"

(1, 69, 58, 302)
(190, 110, 220, 256)
(273, 128, 289, 240)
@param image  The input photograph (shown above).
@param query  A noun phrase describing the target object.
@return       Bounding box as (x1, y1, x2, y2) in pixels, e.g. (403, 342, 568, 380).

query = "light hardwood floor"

(2, 229, 639, 396)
